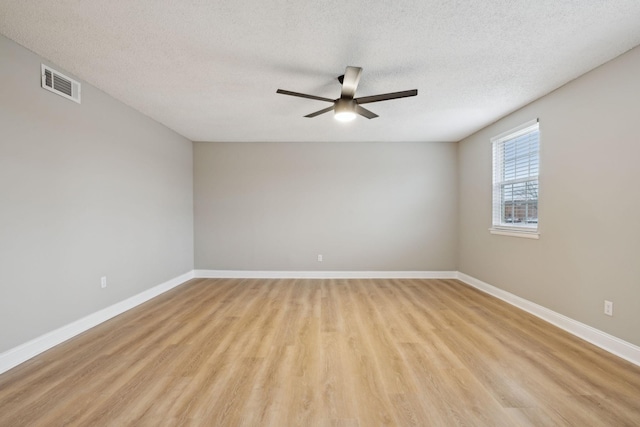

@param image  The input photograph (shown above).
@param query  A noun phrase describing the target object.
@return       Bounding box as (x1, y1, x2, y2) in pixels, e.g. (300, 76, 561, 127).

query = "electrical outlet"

(317, 254, 323, 262)
(101, 276, 107, 289)
(604, 300, 613, 316)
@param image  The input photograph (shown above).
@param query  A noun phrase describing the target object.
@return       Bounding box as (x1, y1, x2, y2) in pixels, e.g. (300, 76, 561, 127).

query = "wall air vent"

(41, 64, 81, 103)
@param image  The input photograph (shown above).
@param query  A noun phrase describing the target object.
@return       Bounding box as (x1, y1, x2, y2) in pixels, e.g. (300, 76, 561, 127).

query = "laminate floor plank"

(1, 278, 639, 426)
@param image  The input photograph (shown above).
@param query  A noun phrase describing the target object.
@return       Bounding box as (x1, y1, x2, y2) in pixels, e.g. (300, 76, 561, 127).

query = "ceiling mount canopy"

(277, 66, 418, 121)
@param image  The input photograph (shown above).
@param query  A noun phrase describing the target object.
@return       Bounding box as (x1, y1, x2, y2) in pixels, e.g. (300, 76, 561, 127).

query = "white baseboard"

(194, 270, 458, 279)
(4, 270, 637, 375)
(0, 270, 195, 375)
(456, 272, 640, 367)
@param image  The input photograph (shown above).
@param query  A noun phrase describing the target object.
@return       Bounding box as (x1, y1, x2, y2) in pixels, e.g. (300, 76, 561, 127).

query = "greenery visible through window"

(491, 120, 539, 234)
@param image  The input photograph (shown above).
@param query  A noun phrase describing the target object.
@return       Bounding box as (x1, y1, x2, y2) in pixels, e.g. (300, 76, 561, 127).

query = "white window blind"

(491, 120, 539, 235)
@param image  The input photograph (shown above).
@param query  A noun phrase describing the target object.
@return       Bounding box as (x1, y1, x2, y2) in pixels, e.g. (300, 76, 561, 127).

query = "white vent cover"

(41, 64, 81, 103)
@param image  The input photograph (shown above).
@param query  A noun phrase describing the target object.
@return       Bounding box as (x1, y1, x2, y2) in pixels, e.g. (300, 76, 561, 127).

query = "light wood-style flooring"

(1, 278, 639, 426)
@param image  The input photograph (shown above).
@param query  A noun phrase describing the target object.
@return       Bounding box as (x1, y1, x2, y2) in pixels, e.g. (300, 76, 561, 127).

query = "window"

(491, 119, 539, 238)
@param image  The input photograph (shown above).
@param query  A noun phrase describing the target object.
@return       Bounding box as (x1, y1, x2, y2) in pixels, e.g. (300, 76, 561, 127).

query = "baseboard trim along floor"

(1, 269, 638, 374)
(456, 272, 640, 367)
(0, 270, 195, 375)
(194, 270, 458, 279)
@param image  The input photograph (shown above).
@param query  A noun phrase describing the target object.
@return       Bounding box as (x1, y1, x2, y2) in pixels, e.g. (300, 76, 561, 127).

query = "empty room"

(1, 1, 640, 426)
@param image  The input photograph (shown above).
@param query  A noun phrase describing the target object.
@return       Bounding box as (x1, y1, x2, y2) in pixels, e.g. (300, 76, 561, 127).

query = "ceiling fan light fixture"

(276, 66, 417, 121)
(334, 99, 356, 122)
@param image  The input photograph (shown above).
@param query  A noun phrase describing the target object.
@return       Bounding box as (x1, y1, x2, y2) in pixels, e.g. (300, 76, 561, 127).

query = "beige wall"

(458, 46, 640, 346)
(194, 141, 458, 271)
(0, 35, 194, 352)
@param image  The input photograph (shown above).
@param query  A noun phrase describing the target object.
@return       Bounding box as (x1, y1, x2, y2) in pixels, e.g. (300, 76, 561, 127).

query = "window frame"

(490, 119, 540, 239)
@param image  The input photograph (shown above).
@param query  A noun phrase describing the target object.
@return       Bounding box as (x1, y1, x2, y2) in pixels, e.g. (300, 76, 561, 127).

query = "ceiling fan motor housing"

(335, 98, 356, 114)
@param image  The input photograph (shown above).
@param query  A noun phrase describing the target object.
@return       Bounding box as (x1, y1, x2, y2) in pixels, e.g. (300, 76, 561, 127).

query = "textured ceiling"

(1, 1, 640, 142)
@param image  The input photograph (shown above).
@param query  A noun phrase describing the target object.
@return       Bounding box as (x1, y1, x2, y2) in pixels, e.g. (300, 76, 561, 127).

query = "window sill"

(489, 228, 540, 239)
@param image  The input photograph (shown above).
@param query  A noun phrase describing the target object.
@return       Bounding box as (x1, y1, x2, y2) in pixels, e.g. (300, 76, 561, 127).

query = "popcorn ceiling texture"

(1, 1, 639, 142)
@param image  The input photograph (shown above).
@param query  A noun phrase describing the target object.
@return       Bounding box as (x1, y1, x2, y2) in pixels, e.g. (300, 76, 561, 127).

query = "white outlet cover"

(604, 300, 613, 316)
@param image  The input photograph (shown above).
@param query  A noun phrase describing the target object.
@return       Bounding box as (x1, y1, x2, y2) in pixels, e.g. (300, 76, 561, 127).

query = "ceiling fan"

(277, 66, 418, 122)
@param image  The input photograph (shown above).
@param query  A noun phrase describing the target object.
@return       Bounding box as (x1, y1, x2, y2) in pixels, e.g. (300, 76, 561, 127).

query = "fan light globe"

(334, 111, 356, 122)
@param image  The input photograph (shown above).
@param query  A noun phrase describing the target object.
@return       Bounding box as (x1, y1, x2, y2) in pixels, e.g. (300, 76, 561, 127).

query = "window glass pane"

(499, 179, 537, 224)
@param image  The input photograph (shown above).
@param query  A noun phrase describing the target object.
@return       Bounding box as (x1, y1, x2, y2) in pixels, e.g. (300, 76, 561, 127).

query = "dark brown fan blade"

(304, 105, 335, 118)
(340, 66, 362, 99)
(276, 89, 335, 103)
(355, 89, 418, 105)
(355, 105, 378, 119)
